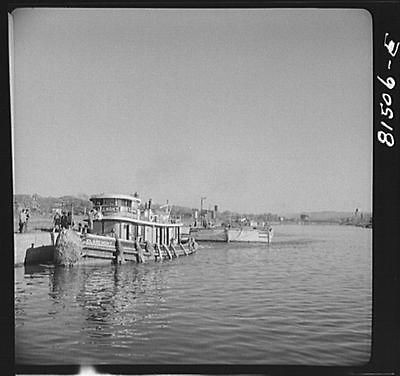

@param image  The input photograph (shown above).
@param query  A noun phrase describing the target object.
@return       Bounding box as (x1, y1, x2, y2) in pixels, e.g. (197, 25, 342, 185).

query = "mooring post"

(135, 239, 145, 263)
(115, 236, 126, 264)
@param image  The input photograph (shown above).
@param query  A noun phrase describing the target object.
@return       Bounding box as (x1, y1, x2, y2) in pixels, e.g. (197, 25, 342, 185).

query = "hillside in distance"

(286, 210, 371, 219)
(13, 194, 370, 225)
(13, 193, 281, 222)
(13, 194, 92, 215)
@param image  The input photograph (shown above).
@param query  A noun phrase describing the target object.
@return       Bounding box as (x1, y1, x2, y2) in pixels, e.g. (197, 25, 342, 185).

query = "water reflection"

(43, 263, 170, 341)
(16, 225, 372, 365)
(24, 264, 53, 275)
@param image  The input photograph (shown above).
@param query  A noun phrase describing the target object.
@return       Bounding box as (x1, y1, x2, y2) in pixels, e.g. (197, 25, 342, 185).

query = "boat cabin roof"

(98, 215, 182, 228)
(90, 193, 141, 203)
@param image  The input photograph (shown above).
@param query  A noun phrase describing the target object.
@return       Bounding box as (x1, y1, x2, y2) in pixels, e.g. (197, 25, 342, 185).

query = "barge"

(189, 226, 228, 242)
(190, 223, 273, 244)
(226, 226, 274, 244)
(188, 197, 273, 244)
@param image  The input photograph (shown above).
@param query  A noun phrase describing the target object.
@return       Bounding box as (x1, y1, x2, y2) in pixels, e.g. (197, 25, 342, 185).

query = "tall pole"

(200, 196, 206, 226)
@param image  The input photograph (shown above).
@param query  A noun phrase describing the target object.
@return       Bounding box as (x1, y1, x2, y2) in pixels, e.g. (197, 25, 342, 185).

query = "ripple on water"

(15, 224, 372, 365)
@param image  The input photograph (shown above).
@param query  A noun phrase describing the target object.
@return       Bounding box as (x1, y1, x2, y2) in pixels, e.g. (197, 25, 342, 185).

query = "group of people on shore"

(18, 208, 30, 233)
(52, 208, 102, 233)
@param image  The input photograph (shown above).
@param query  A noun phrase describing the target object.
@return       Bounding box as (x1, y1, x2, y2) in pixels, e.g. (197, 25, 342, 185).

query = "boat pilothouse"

(89, 193, 183, 243)
(54, 192, 197, 266)
(91, 193, 141, 219)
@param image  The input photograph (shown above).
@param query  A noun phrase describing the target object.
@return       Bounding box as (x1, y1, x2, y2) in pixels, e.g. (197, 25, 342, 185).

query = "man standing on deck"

(18, 209, 26, 233)
(112, 229, 126, 264)
(24, 209, 30, 232)
(53, 211, 61, 232)
(60, 211, 68, 230)
(87, 210, 94, 233)
(67, 211, 73, 229)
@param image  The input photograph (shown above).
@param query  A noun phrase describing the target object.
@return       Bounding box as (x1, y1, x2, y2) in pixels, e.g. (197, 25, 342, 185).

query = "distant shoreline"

(13, 194, 372, 232)
(12, 212, 371, 236)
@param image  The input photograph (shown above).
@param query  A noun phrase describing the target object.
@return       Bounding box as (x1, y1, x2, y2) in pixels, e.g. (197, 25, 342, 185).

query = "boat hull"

(53, 230, 196, 266)
(226, 228, 273, 243)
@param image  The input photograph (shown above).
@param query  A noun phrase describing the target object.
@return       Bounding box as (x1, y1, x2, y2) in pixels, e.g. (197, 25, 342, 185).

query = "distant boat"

(189, 222, 274, 244)
(53, 193, 197, 266)
(189, 198, 228, 242)
(226, 226, 274, 244)
(188, 198, 274, 244)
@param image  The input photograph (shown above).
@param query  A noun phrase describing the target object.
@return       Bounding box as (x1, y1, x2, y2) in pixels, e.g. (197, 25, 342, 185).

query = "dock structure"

(14, 232, 54, 266)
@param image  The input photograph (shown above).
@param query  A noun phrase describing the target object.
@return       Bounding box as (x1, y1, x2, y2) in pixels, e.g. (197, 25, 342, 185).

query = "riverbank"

(13, 213, 86, 266)
(13, 213, 86, 233)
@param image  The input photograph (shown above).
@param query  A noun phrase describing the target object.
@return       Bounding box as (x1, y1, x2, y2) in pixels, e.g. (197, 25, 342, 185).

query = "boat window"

(115, 199, 129, 208)
(93, 221, 102, 234)
(103, 221, 117, 235)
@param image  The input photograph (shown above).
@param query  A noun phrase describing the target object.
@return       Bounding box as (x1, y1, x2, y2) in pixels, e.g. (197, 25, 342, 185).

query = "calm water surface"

(15, 224, 371, 365)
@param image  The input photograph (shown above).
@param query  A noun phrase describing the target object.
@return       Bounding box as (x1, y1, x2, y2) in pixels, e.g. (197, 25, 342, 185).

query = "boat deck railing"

(95, 205, 137, 214)
(93, 205, 182, 225)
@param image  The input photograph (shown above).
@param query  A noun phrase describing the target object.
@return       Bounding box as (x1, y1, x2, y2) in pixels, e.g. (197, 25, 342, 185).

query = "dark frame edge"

(6, 1, 400, 375)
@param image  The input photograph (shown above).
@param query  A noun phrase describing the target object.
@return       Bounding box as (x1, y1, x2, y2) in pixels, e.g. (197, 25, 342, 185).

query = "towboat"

(54, 193, 197, 266)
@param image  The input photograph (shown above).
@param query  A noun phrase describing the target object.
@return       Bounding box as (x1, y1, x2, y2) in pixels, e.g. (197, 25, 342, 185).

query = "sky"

(10, 8, 372, 214)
